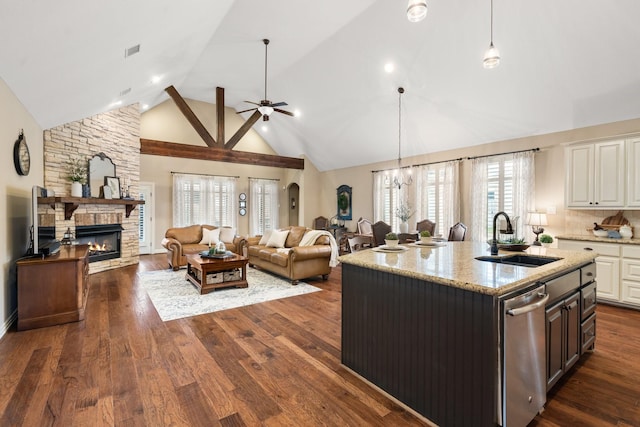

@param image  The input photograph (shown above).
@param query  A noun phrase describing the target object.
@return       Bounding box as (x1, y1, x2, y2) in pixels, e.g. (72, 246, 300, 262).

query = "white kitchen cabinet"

(565, 140, 625, 208)
(626, 137, 640, 207)
(557, 239, 640, 308)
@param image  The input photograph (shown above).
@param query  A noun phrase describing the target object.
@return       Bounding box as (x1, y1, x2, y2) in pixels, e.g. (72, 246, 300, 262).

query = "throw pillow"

(266, 229, 289, 248)
(219, 227, 235, 242)
(259, 229, 273, 245)
(199, 228, 220, 245)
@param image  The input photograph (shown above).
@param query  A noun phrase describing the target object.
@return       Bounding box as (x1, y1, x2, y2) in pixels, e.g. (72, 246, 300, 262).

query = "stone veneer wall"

(43, 104, 141, 273)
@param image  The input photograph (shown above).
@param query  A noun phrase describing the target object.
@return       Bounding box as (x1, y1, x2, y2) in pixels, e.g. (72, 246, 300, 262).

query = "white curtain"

(172, 173, 237, 229)
(249, 178, 279, 236)
(511, 151, 536, 233)
(471, 158, 489, 242)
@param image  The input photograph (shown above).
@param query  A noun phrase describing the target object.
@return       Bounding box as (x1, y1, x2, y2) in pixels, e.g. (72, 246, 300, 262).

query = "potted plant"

(66, 158, 87, 197)
(396, 201, 414, 233)
(385, 232, 399, 247)
(539, 234, 554, 248)
(419, 230, 432, 244)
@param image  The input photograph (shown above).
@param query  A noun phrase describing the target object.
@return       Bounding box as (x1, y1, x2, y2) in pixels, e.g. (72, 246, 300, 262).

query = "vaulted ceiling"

(2, 1, 640, 171)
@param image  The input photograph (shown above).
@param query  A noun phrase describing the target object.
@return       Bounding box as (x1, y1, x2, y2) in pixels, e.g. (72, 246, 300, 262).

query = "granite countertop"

(556, 234, 640, 245)
(338, 241, 596, 297)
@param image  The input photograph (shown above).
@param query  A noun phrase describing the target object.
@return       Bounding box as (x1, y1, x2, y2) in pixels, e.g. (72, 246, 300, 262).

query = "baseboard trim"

(0, 309, 17, 339)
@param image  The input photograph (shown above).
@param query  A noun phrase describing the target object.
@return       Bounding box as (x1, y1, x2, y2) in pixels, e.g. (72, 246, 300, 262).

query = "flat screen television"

(31, 185, 59, 256)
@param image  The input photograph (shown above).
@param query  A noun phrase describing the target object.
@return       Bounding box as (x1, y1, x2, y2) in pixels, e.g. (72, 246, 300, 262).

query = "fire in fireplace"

(75, 224, 123, 262)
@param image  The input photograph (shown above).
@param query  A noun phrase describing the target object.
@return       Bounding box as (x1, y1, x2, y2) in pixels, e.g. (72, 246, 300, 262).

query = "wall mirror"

(88, 153, 116, 197)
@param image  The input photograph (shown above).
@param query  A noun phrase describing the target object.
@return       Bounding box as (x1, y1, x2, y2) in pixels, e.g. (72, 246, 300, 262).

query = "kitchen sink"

(475, 254, 563, 268)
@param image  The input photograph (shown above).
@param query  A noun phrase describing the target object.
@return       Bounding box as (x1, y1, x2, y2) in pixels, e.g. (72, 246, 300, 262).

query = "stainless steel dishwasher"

(503, 284, 550, 426)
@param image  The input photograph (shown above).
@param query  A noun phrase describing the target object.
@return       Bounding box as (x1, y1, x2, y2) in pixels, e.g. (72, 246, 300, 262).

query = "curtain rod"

(466, 147, 540, 160)
(171, 171, 240, 179)
(248, 177, 280, 182)
(371, 157, 463, 174)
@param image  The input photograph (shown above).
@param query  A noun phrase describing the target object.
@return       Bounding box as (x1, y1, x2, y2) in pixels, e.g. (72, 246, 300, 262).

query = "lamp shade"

(483, 43, 500, 69)
(527, 212, 548, 226)
(407, 0, 427, 22)
(258, 105, 274, 116)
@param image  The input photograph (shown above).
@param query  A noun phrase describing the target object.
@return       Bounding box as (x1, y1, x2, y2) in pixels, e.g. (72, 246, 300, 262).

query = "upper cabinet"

(565, 139, 625, 208)
(627, 137, 640, 207)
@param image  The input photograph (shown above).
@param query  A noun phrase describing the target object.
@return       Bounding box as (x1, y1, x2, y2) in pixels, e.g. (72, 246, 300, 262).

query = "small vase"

(71, 181, 82, 197)
(399, 222, 409, 233)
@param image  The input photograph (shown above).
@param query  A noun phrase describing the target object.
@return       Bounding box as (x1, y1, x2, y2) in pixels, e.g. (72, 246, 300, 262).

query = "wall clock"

(13, 130, 30, 176)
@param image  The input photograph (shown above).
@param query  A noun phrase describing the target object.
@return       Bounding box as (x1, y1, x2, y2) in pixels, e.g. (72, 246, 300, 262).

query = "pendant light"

(407, 0, 427, 23)
(483, 0, 500, 69)
(393, 87, 413, 190)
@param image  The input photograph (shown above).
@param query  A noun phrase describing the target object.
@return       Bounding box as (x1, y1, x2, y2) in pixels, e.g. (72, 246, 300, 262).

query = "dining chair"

(312, 216, 329, 230)
(348, 235, 372, 252)
(448, 222, 467, 241)
(355, 217, 374, 248)
(416, 219, 436, 236)
(371, 221, 392, 247)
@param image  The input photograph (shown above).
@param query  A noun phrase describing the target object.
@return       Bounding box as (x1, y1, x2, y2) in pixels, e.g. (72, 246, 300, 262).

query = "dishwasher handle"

(507, 293, 550, 316)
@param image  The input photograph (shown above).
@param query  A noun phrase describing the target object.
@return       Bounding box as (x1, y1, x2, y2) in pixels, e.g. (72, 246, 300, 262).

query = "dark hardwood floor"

(0, 253, 638, 426)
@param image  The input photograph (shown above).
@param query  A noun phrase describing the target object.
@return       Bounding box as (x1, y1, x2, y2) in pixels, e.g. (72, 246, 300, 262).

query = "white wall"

(0, 77, 44, 337)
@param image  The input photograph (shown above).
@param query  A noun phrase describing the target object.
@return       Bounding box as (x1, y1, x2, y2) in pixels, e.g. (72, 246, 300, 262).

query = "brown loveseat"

(246, 226, 337, 285)
(162, 224, 246, 271)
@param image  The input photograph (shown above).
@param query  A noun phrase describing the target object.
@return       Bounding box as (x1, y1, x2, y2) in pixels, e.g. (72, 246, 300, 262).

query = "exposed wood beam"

(140, 139, 304, 170)
(225, 110, 262, 150)
(216, 87, 225, 146)
(165, 85, 217, 147)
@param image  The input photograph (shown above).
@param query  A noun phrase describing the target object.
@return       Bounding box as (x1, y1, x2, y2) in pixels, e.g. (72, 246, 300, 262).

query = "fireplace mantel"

(39, 197, 145, 220)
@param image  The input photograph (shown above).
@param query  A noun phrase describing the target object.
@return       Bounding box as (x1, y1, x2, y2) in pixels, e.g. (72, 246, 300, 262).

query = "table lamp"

(527, 212, 548, 246)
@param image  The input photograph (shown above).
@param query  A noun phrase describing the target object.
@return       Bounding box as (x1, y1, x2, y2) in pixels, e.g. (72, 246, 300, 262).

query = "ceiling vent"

(119, 88, 131, 96)
(124, 44, 140, 58)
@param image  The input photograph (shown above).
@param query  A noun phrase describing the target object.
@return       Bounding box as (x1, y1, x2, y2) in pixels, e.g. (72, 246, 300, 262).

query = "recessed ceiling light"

(150, 75, 162, 84)
(384, 63, 395, 73)
(110, 100, 123, 107)
(294, 109, 301, 118)
(261, 125, 268, 132)
(141, 104, 149, 110)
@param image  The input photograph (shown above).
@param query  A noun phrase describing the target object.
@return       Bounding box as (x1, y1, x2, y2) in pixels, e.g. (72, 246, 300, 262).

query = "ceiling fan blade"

(243, 100, 261, 106)
(236, 107, 258, 114)
(273, 108, 294, 117)
(271, 102, 288, 107)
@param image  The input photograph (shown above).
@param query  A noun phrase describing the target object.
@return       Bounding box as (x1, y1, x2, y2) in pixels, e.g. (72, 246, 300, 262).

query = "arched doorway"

(287, 183, 300, 226)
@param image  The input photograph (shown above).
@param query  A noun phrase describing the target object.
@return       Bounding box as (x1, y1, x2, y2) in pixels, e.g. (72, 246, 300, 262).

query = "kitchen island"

(338, 242, 597, 427)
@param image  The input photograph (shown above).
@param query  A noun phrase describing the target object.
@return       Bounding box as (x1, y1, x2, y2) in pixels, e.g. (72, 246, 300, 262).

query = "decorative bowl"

(593, 229, 608, 237)
(497, 243, 531, 251)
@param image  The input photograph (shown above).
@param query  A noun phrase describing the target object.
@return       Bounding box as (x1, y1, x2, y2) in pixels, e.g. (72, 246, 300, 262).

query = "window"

(415, 161, 460, 236)
(172, 173, 236, 229)
(249, 178, 279, 235)
(471, 152, 534, 242)
(374, 162, 460, 235)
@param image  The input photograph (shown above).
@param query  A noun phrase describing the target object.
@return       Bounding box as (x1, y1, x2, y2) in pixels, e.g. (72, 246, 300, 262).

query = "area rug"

(137, 268, 321, 321)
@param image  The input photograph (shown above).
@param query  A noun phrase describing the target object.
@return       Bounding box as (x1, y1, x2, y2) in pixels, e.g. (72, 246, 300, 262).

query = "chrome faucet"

(491, 211, 513, 255)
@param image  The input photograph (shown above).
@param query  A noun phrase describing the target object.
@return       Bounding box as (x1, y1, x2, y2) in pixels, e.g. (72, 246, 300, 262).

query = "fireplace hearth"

(75, 224, 123, 262)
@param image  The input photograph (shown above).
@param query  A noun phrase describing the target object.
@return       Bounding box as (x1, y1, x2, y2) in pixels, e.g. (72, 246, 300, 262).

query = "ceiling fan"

(237, 39, 294, 121)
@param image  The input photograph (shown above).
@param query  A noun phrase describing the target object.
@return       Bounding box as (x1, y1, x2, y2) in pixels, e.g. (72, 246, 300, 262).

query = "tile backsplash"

(564, 209, 640, 236)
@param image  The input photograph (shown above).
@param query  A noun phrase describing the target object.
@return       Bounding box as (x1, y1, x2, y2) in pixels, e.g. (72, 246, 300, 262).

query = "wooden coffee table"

(185, 253, 248, 294)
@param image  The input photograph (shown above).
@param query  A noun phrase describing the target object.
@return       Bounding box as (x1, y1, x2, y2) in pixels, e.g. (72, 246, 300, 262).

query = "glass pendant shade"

(407, 0, 427, 22)
(258, 105, 274, 116)
(483, 42, 500, 69)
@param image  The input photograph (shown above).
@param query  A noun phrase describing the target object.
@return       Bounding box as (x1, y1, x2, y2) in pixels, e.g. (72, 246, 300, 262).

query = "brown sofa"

(246, 226, 336, 285)
(162, 224, 246, 271)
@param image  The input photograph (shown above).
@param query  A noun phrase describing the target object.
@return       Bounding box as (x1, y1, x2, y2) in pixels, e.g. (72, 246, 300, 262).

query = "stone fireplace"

(43, 104, 141, 273)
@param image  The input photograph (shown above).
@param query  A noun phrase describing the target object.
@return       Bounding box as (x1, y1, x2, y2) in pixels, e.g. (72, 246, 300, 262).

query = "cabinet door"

(594, 140, 625, 207)
(595, 256, 620, 301)
(546, 301, 564, 390)
(565, 144, 594, 207)
(564, 293, 581, 372)
(626, 137, 640, 207)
